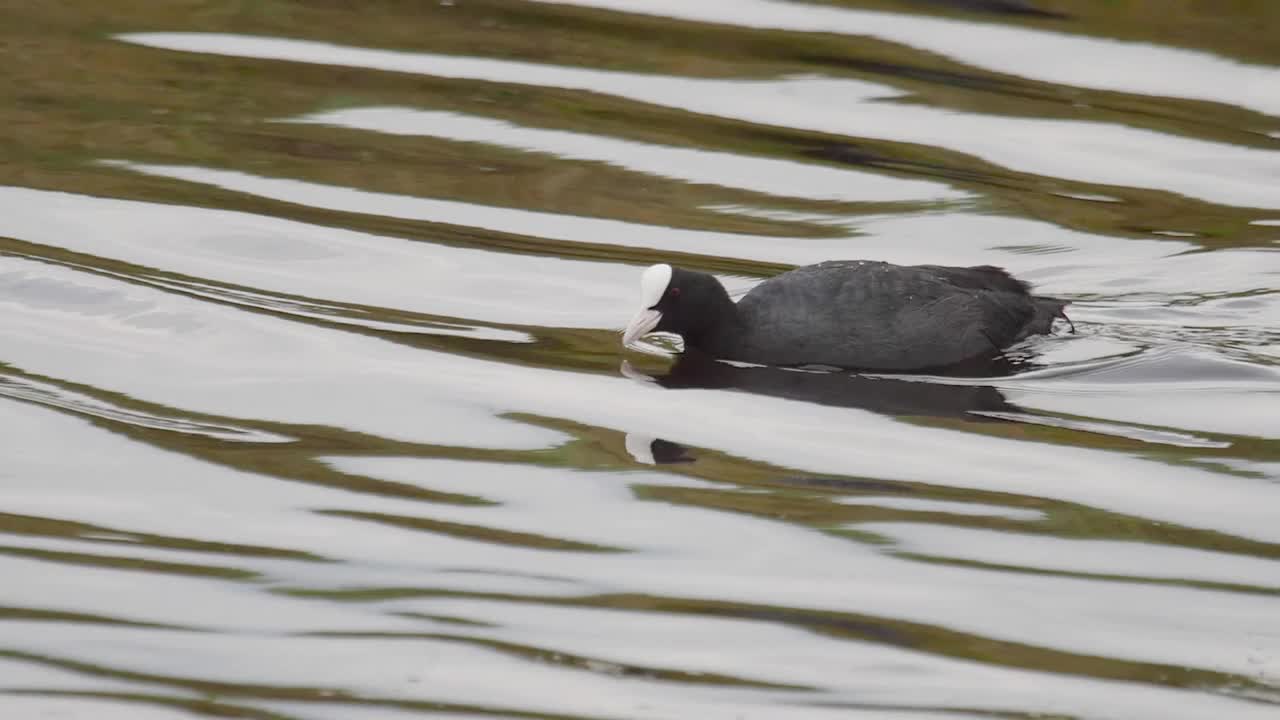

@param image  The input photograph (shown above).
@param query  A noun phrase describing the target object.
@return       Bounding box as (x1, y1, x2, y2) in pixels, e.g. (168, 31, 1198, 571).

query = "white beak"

(621, 308, 662, 347)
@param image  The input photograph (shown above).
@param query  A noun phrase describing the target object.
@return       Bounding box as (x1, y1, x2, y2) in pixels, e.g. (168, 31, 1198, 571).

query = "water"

(2, 1, 1279, 718)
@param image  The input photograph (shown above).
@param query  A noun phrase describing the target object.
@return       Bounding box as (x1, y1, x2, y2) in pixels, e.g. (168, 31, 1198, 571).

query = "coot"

(621, 260, 1071, 372)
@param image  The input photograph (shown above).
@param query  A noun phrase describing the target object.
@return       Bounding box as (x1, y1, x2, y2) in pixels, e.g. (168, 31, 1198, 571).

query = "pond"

(2, 1, 1279, 718)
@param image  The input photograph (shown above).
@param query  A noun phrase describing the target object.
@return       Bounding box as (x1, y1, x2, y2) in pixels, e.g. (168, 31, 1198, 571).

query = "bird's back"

(725, 260, 1056, 370)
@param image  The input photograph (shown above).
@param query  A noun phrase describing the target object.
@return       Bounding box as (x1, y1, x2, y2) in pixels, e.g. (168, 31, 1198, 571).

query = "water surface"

(2, 1, 1279, 718)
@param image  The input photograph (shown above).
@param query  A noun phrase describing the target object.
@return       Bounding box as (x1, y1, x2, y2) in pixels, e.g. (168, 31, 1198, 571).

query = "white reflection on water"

(314, 456, 1278, 683)
(282, 106, 965, 203)
(4, 390, 1279, 717)
(0, 696, 198, 720)
(0, 184, 627, 331)
(119, 32, 1280, 209)
(836, 496, 1045, 521)
(533, 0, 1280, 117)
(987, 348, 1280, 438)
(100, 161, 832, 266)
(0, 256, 565, 448)
(103, 160, 1186, 275)
(867, 522, 1280, 590)
(0, 371, 293, 443)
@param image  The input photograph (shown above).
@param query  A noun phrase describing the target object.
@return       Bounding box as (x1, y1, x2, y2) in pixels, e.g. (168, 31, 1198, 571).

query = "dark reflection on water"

(911, 0, 1071, 19)
(620, 350, 1032, 464)
(624, 352, 1024, 417)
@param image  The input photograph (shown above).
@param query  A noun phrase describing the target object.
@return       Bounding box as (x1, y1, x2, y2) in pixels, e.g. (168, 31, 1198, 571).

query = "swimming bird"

(621, 261, 1071, 372)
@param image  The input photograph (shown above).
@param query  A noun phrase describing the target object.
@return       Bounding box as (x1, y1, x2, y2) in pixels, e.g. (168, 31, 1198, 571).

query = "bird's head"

(621, 264, 732, 350)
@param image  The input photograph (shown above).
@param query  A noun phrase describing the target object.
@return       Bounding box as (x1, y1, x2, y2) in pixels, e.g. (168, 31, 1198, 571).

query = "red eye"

(669, 287, 681, 297)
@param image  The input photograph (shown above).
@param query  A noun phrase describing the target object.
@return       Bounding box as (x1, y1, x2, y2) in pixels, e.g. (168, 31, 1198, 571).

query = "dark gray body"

(700, 261, 1066, 371)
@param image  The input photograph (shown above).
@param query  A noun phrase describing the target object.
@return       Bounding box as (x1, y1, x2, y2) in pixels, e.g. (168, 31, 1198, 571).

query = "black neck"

(683, 284, 741, 354)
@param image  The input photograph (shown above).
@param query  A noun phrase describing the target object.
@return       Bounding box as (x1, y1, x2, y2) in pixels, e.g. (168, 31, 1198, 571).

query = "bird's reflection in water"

(622, 351, 1031, 465)
(624, 433, 696, 465)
